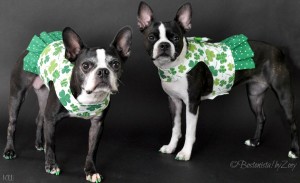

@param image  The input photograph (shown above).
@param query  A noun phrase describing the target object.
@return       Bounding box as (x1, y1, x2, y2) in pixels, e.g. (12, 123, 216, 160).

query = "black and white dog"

(3, 27, 132, 182)
(137, 1, 299, 160)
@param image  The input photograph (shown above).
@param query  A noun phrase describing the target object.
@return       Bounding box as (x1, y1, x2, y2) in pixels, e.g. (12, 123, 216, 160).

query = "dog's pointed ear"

(111, 26, 132, 60)
(137, 1, 154, 31)
(174, 3, 192, 32)
(63, 27, 85, 62)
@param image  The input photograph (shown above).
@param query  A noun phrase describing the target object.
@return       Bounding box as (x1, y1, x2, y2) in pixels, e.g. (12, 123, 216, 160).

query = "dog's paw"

(35, 144, 44, 151)
(159, 145, 176, 154)
(45, 163, 61, 175)
(3, 149, 17, 160)
(175, 150, 191, 161)
(244, 139, 260, 147)
(288, 151, 299, 159)
(86, 173, 103, 183)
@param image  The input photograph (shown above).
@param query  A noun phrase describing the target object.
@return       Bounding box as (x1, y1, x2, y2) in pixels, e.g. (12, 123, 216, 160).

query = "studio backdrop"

(0, 0, 300, 183)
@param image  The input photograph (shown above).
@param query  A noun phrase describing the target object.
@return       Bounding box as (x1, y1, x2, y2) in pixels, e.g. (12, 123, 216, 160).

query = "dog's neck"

(154, 37, 188, 70)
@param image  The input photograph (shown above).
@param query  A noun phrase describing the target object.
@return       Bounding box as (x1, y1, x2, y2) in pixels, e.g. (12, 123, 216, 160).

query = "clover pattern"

(218, 65, 226, 73)
(53, 46, 63, 56)
(178, 65, 186, 73)
(53, 70, 60, 80)
(44, 55, 50, 64)
(188, 60, 197, 68)
(205, 49, 215, 62)
(188, 43, 197, 52)
(169, 68, 176, 75)
(87, 104, 102, 112)
(59, 90, 71, 106)
(62, 66, 71, 74)
(185, 52, 192, 59)
(60, 79, 68, 87)
(158, 37, 236, 99)
(159, 70, 166, 79)
(194, 53, 200, 60)
(216, 53, 227, 64)
(48, 60, 58, 74)
(70, 104, 79, 112)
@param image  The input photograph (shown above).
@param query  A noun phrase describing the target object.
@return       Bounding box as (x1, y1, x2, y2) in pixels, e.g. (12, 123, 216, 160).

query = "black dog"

(3, 27, 132, 182)
(137, 1, 299, 160)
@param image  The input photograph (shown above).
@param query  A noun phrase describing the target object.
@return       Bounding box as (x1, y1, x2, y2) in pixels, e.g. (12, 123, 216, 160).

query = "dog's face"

(62, 27, 132, 95)
(137, 1, 192, 68)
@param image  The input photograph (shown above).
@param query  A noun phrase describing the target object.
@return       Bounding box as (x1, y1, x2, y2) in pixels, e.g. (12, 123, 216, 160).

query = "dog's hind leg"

(271, 69, 299, 158)
(34, 85, 49, 151)
(3, 55, 35, 159)
(244, 82, 269, 147)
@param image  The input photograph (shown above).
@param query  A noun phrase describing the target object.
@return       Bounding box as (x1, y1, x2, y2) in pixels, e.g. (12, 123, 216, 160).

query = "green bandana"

(158, 34, 255, 100)
(24, 31, 110, 119)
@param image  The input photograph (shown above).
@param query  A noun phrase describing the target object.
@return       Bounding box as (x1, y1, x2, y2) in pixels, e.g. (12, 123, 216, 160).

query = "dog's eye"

(148, 35, 156, 41)
(112, 61, 120, 70)
(82, 62, 90, 70)
(173, 36, 179, 42)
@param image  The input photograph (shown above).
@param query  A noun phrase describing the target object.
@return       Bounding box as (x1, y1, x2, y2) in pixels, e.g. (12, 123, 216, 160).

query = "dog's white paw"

(86, 173, 103, 183)
(45, 166, 60, 176)
(159, 145, 176, 154)
(175, 150, 191, 161)
(288, 151, 298, 159)
(244, 139, 259, 147)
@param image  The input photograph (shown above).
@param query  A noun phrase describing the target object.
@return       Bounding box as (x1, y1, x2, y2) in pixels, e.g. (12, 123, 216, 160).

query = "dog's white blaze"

(153, 23, 176, 59)
(96, 49, 108, 68)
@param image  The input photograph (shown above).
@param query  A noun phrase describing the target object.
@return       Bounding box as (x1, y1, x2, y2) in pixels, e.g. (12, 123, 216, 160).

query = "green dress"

(158, 34, 255, 100)
(23, 31, 110, 119)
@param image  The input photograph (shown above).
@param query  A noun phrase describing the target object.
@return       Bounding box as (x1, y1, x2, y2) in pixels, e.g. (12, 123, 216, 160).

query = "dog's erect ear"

(111, 26, 132, 60)
(174, 3, 192, 32)
(63, 27, 85, 62)
(137, 1, 154, 31)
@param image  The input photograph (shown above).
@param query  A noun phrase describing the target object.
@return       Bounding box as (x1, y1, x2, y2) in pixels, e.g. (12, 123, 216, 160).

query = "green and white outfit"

(23, 31, 110, 119)
(158, 34, 255, 100)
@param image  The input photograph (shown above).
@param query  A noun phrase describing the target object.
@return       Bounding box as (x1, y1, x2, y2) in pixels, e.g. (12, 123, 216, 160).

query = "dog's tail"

(280, 46, 300, 70)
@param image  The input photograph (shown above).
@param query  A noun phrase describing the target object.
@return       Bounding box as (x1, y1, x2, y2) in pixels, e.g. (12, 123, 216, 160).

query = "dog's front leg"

(175, 101, 199, 161)
(43, 84, 65, 175)
(84, 114, 106, 183)
(159, 96, 182, 154)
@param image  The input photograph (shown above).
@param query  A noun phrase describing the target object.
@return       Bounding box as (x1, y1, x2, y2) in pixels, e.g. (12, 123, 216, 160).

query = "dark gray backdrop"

(0, 0, 300, 183)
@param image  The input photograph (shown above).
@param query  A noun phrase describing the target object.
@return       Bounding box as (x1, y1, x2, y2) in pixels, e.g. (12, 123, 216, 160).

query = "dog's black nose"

(97, 68, 110, 77)
(159, 42, 170, 51)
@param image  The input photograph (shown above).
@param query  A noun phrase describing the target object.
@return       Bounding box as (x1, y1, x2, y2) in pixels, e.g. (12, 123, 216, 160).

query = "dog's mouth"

(154, 51, 177, 61)
(82, 81, 118, 95)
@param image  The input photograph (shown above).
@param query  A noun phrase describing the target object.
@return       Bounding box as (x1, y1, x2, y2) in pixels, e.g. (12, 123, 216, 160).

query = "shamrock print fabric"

(23, 32, 110, 119)
(158, 35, 255, 100)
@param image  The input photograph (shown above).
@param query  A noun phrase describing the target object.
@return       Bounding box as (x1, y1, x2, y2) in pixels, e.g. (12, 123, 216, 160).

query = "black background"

(0, 0, 300, 182)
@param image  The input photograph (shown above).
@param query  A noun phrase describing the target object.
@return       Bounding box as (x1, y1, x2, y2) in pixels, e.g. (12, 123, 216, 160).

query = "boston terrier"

(3, 26, 132, 182)
(137, 1, 299, 161)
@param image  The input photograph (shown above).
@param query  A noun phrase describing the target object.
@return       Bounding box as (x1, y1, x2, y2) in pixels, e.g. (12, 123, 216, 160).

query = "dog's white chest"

(161, 76, 189, 103)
